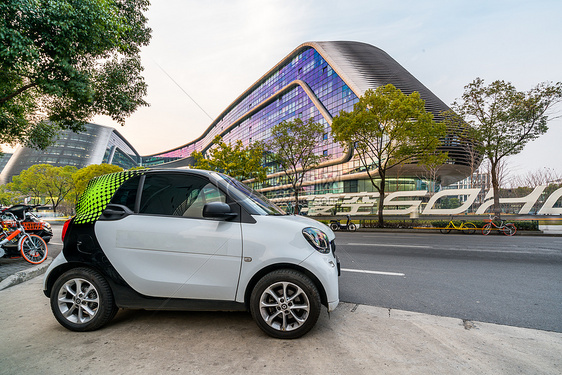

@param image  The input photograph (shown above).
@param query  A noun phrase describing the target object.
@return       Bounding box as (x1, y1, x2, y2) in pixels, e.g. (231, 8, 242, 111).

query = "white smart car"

(43, 169, 339, 339)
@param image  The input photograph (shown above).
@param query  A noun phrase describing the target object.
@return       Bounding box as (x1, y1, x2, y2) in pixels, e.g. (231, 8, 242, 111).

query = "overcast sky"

(13, 0, 562, 178)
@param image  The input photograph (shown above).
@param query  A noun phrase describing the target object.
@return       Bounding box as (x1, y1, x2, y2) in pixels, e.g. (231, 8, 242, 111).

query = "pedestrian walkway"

(0, 256, 52, 290)
(1, 277, 561, 374)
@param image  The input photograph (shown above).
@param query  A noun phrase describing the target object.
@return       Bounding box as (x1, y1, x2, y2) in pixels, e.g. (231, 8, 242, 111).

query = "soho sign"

(305, 185, 562, 216)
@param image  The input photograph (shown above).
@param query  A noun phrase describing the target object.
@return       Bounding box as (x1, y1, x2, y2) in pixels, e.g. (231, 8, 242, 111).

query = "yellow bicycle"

(440, 218, 477, 234)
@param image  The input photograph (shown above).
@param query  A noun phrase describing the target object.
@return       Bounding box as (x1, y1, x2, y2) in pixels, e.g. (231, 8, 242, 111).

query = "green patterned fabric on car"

(74, 170, 146, 224)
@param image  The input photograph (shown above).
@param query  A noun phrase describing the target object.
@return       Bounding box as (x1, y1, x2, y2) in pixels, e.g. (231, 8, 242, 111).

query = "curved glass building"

(142, 41, 477, 203)
(0, 123, 140, 185)
(1, 41, 478, 211)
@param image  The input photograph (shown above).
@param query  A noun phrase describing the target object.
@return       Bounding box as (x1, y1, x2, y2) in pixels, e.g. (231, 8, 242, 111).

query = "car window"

(110, 175, 142, 212)
(139, 174, 225, 218)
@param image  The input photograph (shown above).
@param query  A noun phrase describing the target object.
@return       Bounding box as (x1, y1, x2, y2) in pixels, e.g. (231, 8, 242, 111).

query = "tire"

(19, 234, 48, 264)
(463, 222, 477, 235)
(440, 225, 451, 234)
(482, 223, 492, 235)
(348, 223, 357, 231)
(329, 223, 339, 231)
(50, 268, 118, 332)
(503, 224, 517, 236)
(250, 269, 321, 339)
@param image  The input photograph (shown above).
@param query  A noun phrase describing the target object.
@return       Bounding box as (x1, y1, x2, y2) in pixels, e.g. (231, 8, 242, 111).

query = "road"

(335, 231, 562, 333)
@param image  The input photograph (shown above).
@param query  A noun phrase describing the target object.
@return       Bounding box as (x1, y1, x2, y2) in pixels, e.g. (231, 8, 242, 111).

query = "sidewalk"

(0, 256, 52, 290)
(0, 276, 561, 374)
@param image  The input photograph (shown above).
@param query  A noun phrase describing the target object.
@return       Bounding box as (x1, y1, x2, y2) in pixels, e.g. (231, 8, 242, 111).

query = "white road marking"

(346, 243, 432, 249)
(342, 268, 405, 276)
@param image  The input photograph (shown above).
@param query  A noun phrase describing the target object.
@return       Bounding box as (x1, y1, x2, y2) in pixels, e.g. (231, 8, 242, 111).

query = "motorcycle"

(0, 205, 53, 243)
(329, 215, 357, 231)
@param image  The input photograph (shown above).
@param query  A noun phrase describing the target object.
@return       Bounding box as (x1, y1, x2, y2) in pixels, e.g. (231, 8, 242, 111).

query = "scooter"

(329, 215, 357, 231)
(1, 205, 53, 243)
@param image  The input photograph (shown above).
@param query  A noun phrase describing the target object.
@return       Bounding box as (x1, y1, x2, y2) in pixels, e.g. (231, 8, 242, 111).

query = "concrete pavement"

(0, 276, 560, 374)
(0, 256, 52, 291)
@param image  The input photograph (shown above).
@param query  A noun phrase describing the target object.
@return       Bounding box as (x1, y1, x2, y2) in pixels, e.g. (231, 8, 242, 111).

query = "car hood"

(272, 215, 335, 240)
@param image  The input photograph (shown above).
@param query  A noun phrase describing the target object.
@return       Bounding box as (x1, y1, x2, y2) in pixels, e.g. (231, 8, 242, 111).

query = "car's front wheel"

(50, 268, 118, 331)
(250, 269, 321, 339)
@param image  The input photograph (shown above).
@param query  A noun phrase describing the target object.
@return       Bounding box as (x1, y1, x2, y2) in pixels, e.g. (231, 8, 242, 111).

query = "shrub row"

(319, 218, 540, 231)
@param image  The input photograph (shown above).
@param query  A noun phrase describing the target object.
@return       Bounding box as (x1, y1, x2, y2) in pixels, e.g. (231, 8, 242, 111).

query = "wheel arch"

(243, 263, 328, 310)
(43, 262, 107, 298)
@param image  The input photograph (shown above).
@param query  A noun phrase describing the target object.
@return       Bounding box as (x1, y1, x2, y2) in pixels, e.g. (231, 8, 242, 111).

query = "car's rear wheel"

(250, 269, 321, 339)
(50, 268, 118, 331)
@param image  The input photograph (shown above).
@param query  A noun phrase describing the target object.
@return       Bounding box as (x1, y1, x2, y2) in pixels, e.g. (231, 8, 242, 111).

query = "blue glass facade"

(142, 45, 368, 200)
(141, 41, 477, 204)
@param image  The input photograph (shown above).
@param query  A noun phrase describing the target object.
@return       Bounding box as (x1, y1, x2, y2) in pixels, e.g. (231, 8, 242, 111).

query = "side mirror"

(203, 202, 238, 220)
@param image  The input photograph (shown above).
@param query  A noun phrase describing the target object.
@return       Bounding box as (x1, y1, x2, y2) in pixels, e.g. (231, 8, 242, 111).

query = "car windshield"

(214, 173, 286, 216)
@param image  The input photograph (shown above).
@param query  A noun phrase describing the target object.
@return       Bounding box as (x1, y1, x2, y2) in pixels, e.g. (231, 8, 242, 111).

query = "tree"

(452, 78, 562, 216)
(268, 118, 326, 214)
(0, 0, 151, 150)
(0, 184, 20, 206)
(332, 84, 447, 227)
(191, 136, 267, 183)
(72, 164, 124, 202)
(510, 167, 562, 189)
(9, 164, 76, 213)
(440, 110, 483, 189)
(418, 151, 449, 195)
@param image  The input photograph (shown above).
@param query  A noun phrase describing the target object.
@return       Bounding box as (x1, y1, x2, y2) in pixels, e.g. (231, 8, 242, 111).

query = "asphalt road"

(335, 231, 562, 333)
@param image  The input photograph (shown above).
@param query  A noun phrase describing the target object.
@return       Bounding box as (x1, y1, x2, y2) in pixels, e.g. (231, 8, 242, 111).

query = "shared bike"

(440, 217, 477, 234)
(482, 215, 517, 236)
(0, 211, 48, 264)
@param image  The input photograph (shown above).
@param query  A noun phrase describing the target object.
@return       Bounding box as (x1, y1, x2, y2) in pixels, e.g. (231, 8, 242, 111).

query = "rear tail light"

(61, 218, 72, 242)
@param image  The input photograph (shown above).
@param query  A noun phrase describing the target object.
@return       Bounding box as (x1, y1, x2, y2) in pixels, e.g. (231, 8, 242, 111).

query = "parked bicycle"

(440, 217, 477, 234)
(1, 204, 53, 243)
(0, 211, 48, 264)
(482, 215, 517, 236)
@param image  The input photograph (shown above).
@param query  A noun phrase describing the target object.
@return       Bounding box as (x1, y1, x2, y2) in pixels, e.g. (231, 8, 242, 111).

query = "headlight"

(302, 227, 330, 254)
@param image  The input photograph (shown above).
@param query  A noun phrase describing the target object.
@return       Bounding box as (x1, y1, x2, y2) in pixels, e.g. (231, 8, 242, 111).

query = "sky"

(8, 0, 562, 179)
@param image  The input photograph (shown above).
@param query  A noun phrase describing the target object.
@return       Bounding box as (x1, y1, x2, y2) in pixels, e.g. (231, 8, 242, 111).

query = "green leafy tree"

(72, 164, 124, 202)
(0, 184, 20, 206)
(332, 84, 447, 227)
(268, 118, 326, 214)
(191, 136, 267, 183)
(9, 164, 76, 213)
(0, 0, 151, 150)
(451, 78, 562, 216)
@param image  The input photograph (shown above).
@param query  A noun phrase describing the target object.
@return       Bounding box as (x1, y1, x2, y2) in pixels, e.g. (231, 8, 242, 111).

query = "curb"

(0, 257, 52, 291)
